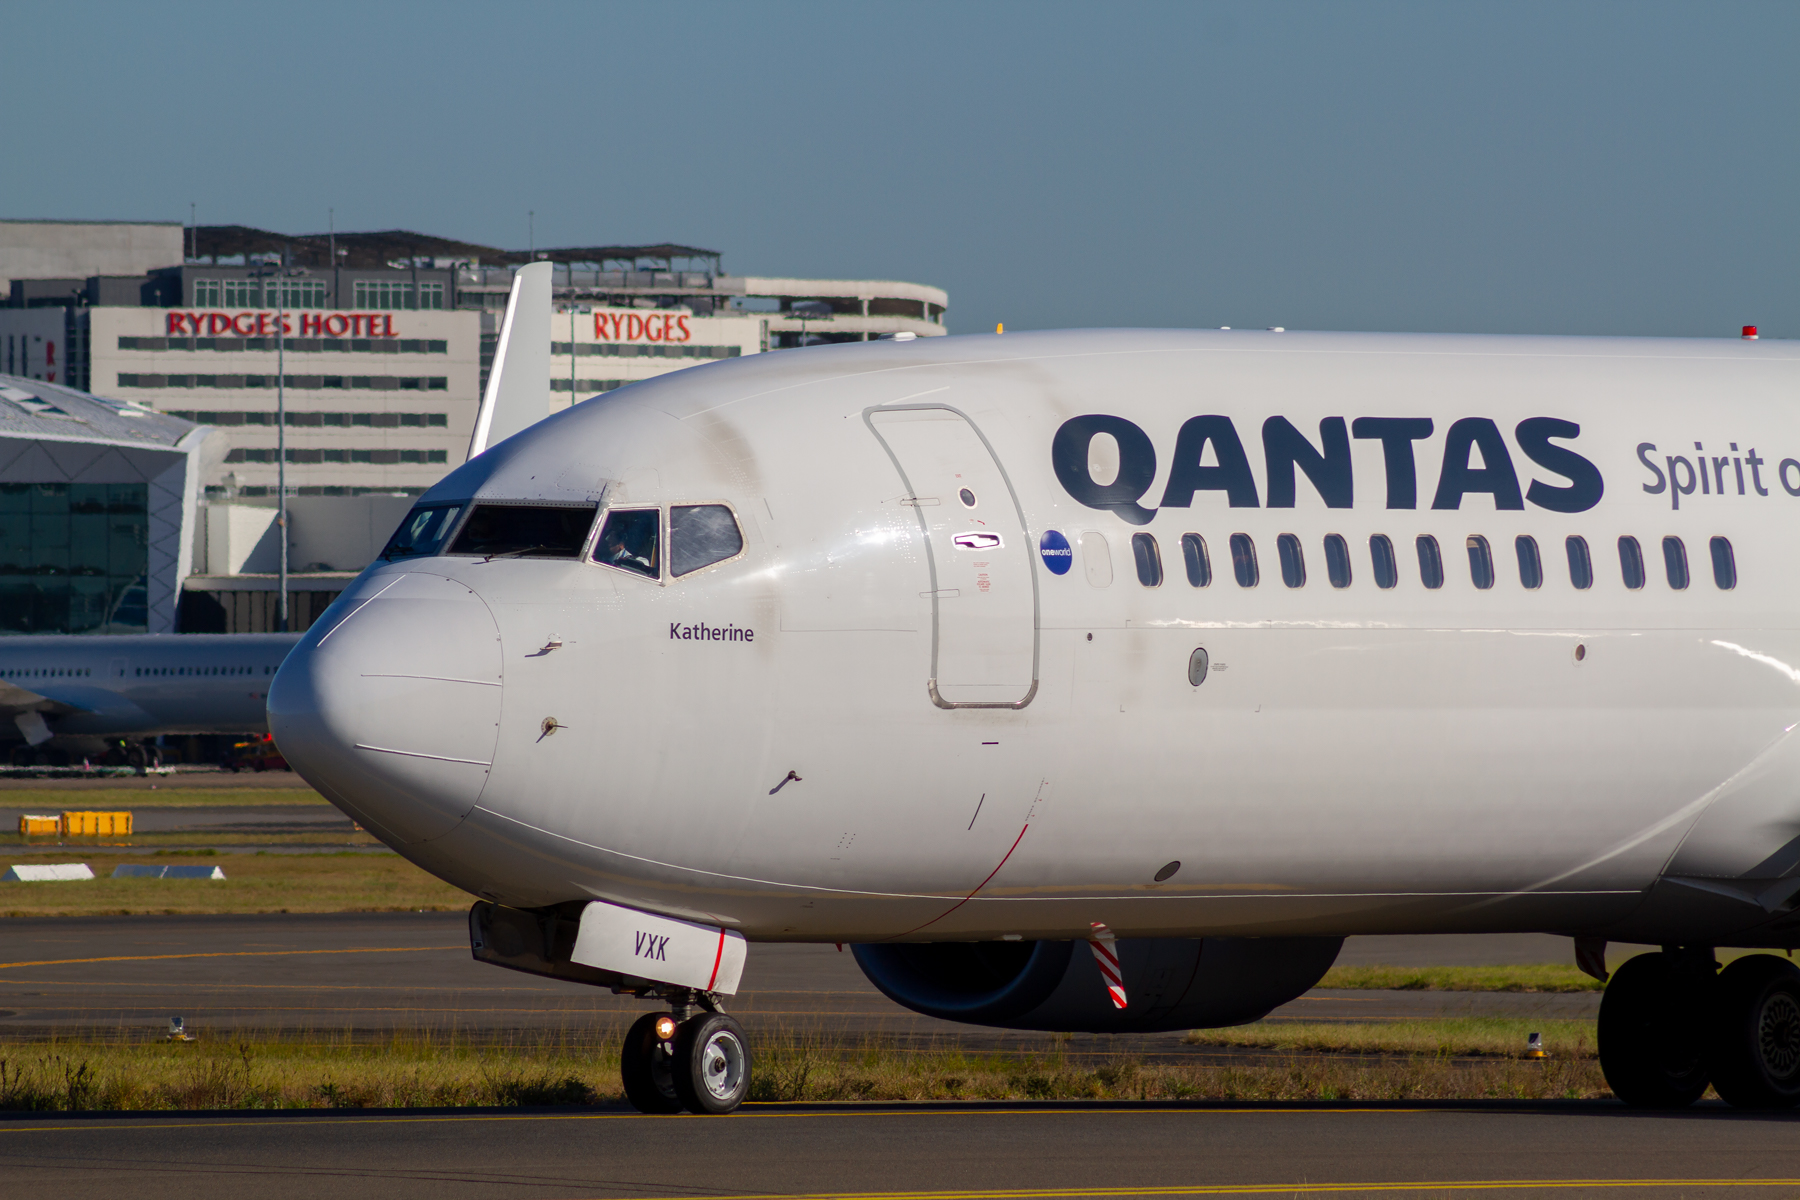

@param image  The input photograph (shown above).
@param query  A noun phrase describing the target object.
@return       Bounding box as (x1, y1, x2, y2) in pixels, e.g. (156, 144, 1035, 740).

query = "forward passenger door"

(865, 404, 1039, 709)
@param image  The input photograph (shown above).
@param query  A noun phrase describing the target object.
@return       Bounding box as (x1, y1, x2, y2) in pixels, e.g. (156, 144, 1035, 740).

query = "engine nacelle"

(852, 936, 1342, 1032)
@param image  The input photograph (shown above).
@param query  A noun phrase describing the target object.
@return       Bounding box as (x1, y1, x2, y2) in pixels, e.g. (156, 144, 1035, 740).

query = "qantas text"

(1054, 415, 1603, 525)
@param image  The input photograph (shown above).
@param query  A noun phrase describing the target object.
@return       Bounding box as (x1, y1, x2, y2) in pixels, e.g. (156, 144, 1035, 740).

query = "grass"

(1185, 1018, 1596, 1059)
(1316, 953, 1796, 994)
(1317, 964, 1603, 993)
(0, 851, 472, 917)
(0, 787, 327, 808)
(0, 1029, 1614, 1111)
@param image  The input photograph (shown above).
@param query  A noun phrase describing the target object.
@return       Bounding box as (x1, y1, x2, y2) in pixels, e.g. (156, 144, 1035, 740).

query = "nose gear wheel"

(672, 1013, 752, 1114)
(619, 1012, 683, 1114)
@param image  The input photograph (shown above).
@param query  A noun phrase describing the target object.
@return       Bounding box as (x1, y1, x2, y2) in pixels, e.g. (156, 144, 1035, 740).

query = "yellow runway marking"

(0, 946, 462, 970)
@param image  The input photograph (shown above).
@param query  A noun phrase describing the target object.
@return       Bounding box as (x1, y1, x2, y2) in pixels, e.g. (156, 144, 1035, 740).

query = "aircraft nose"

(269, 572, 502, 844)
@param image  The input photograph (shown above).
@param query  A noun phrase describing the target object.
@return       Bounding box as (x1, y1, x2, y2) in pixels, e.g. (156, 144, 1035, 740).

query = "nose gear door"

(866, 404, 1039, 709)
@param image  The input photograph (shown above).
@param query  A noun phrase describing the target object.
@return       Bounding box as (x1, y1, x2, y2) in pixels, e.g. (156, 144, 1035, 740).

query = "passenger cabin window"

(593, 508, 660, 579)
(1370, 535, 1398, 589)
(1131, 532, 1162, 587)
(1566, 536, 1593, 589)
(1466, 536, 1494, 589)
(1515, 535, 1542, 589)
(1180, 533, 1211, 587)
(1711, 536, 1736, 590)
(669, 504, 744, 577)
(1277, 533, 1306, 588)
(1663, 536, 1689, 590)
(1619, 536, 1646, 590)
(1230, 533, 1259, 588)
(448, 503, 597, 559)
(1324, 534, 1352, 589)
(381, 504, 463, 560)
(1416, 535, 1444, 589)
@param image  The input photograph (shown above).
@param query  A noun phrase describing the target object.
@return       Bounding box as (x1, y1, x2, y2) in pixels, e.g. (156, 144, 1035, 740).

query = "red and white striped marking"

(1088, 921, 1127, 1009)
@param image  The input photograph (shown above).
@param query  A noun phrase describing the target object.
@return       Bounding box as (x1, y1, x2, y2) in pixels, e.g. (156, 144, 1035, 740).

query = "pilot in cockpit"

(593, 509, 659, 577)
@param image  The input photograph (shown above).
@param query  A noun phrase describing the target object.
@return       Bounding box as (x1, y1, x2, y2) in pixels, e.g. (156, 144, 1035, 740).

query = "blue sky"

(11, 1, 1795, 337)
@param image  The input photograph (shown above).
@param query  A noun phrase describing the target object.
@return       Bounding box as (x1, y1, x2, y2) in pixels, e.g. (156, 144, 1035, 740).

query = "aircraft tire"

(671, 1013, 751, 1114)
(1706, 955, 1800, 1109)
(619, 1012, 683, 1114)
(1598, 951, 1711, 1108)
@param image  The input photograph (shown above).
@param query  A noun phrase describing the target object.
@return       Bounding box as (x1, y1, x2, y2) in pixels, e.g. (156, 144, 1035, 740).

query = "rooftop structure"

(170, 225, 948, 349)
(0, 220, 185, 302)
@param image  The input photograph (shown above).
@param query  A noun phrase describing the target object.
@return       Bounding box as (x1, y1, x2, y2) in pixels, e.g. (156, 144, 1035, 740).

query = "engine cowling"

(852, 936, 1342, 1032)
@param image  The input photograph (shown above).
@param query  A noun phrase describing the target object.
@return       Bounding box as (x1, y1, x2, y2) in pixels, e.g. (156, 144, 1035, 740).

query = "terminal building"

(0, 373, 209, 635)
(0, 220, 949, 632)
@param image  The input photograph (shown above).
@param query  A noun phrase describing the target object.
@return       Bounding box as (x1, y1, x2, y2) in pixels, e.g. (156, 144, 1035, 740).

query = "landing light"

(654, 1014, 677, 1041)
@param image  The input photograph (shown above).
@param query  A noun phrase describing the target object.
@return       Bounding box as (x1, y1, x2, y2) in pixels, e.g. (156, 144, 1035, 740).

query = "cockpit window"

(670, 505, 744, 577)
(381, 504, 463, 560)
(447, 503, 596, 558)
(593, 508, 660, 578)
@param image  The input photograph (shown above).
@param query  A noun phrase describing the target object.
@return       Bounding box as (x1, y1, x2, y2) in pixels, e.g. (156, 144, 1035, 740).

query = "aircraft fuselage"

(270, 328, 1800, 951)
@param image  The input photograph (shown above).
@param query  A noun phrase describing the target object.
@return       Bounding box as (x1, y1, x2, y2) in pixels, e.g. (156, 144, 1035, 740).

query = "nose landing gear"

(1599, 947, 1800, 1109)
(619, 991, 753, 1115)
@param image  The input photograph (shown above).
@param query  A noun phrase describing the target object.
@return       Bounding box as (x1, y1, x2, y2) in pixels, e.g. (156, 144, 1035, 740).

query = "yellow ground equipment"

(17, 815, 59, 835)
(58, 811, 132, 836)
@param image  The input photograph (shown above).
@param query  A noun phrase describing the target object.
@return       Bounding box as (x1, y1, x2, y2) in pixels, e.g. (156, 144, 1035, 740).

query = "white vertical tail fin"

(467, 260, 552, 458)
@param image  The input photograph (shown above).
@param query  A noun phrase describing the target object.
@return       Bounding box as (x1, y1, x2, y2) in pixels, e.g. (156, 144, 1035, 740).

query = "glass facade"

(0, 484, 150, 634)
(353, 281, 445, 310)
(193, 279, 328, 309)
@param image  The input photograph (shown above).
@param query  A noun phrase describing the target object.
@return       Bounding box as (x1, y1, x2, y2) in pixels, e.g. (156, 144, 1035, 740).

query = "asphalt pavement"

(1, 915, 1728, 1199)
(2, 1102, 1796, 1199)
(0, 914, 1601, 1054)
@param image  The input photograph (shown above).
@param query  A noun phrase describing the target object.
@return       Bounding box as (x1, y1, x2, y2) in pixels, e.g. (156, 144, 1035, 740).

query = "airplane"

(0, 632, 300, 764)
(268, 267, 1800, 1115)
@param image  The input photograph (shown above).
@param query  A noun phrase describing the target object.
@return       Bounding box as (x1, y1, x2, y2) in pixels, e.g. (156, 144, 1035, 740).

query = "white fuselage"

(269, 329, 1800, 949)
(0, 633, 299, 739)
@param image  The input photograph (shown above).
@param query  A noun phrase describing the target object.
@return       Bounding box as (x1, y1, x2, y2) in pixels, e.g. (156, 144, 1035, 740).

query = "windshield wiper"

(480, 544, 550, 563)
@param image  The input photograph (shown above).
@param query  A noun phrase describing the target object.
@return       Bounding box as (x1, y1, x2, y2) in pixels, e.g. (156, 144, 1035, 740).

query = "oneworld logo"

(1052, 414, 1603, 526)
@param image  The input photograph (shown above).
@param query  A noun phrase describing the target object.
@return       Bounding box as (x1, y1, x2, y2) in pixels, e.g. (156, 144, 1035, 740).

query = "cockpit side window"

(669, 504, 744, 577)
(381, 504, 463, 560)
(447, 503, 597, 558)
(593, 508, 661, 579)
